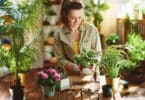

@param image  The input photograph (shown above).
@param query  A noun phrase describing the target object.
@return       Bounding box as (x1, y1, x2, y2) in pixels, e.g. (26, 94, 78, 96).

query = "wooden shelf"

(117, 18, 145, 44)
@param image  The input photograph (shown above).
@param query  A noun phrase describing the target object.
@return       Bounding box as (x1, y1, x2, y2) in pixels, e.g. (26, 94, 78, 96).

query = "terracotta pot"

(49, 57, 57, 64)
(47, 37, 54, 45)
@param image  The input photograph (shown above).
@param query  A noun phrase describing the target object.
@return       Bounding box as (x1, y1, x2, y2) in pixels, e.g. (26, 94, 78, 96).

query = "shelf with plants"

(43, 29, 58, 67)
(42, 0, 61, 26)
(42, 0, 61, 67)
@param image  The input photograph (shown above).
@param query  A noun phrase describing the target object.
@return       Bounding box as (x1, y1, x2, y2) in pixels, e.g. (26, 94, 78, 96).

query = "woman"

(53, 0, 102, 72)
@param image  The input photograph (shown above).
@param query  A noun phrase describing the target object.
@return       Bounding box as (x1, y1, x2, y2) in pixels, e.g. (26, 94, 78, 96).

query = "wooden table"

(45, 73, 100, 100)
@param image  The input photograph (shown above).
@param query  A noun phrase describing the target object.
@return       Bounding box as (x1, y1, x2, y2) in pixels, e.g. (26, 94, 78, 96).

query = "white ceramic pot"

(44, 45, 53, 53)
(47, 16, 57, 25)
(44, 53, 52, 60)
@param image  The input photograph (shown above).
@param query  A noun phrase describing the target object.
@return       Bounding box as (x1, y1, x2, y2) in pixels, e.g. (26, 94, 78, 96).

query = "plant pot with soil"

(101, 45, 128, 93)
(74, 49, 100, 75)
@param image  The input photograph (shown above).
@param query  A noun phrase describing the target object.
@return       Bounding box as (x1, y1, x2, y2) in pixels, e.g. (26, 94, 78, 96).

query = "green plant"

(0, 0, 43, 83)
(101, 45, 127, 78)
(43, 0, 56, 16)
(106, 33, 120, 45)
(48, 10, 57, 16)
(48, 31, 55, 37)
(36, 68, 60, 87)
(83, 0, 109, 26)
(74, 49, 100, 67)
(124, 33, 145, 71)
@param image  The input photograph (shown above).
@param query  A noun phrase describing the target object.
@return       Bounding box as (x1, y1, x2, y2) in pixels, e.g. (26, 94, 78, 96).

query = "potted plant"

(43, 0, 57, 25)
(0, 0, 43, 99)
(49, 52, 57, 64)
(47, 31, 55, 45)
(47, 9, 57, 25)
(74, 49, 100, 75)
(124, 33, 145, 70)
(101, 45, 128, 93)
(106, 33, 120, 46)
(36, 68, 60, 96)
(122, 33, 145, 83)
(56, 68, 70, 91)
(83, 0, 109, 31)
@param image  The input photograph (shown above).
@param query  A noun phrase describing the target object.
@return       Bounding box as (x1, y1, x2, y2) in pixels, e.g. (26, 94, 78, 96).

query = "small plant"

(48, 31, 55, 37)
(101, 45, 127, 78)
(106, 33, 120, 45)
(48, 10, 57, 16)
(83, 0, 109, 26)
(36, 68, 60, 88)
(74, 49, 100, 68)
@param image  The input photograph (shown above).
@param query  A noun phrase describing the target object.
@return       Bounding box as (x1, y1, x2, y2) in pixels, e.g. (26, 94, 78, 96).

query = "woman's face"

(66, 9, 84, 28)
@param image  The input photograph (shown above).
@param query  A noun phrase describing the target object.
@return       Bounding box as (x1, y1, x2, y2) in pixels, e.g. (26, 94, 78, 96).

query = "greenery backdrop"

(0, 0, 45, 78)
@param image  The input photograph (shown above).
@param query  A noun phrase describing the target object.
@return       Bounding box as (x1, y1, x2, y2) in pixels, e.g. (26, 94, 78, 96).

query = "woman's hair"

(60, 0, 84, 26)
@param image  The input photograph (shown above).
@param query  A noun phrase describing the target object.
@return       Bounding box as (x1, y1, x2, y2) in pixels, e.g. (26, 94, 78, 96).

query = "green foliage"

(106, 33, 120, 45)
(43, 0, 56, 16)
(124, 33, 145, 71)
(47, 10, 57, 16)
(0, 0, 44, 79)
(101, 45, 127, 78)
(48, 31, 55, 37)
(102, 33, 145, 77)
(83, 0, 109, 26)
(36, 68, 60, 88)
(74, 49, 100, 67)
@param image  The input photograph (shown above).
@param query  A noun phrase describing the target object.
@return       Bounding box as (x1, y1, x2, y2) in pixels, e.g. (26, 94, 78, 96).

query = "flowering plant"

(36, 68, 61, 87)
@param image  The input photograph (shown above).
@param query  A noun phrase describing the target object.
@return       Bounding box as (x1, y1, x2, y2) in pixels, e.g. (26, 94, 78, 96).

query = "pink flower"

(53, 73, 60, 81)
(46, 68, 57, 75)
(36, 68, 61, 87)
(36, 71, 48, 79)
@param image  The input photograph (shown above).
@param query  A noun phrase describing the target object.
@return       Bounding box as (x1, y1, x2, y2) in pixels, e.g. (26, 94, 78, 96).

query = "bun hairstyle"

(60, 0, 84, 26)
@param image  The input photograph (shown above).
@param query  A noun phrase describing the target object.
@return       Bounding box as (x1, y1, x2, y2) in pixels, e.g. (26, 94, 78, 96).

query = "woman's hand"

(66, 62, 80, 71)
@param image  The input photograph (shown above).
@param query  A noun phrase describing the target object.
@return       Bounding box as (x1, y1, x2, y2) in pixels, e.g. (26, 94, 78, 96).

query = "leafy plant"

(48, 10, 57, 16)
(101, 45, 127, 78)
(83, 0, 109, 26)
(106, 33, 120, 45)
(43, 0, 56, 16)
(48, 31, 55, 37)
(74, 49, 100, 67)
(0, 0, 43, 83)
(124, 33, 145, 71)
(36, 68, 60, 87)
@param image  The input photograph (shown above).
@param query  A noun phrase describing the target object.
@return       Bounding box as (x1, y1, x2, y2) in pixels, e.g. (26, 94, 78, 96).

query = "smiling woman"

(53, 0, 102, 73)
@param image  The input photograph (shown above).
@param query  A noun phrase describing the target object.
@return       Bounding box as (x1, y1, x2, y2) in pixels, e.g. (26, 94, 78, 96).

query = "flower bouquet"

(36, 68, 60, 96)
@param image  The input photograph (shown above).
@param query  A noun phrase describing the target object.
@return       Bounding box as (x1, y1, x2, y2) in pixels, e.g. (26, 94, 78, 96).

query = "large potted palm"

(0, 0, 43, 99)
